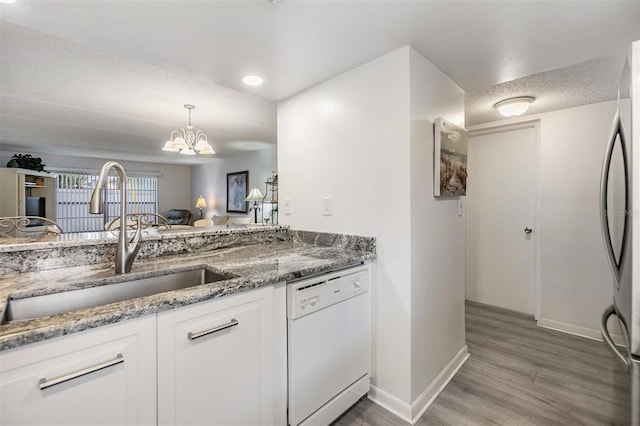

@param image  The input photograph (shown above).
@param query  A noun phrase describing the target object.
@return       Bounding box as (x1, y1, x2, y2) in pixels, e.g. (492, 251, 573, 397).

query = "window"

(55, 171, 158, 233)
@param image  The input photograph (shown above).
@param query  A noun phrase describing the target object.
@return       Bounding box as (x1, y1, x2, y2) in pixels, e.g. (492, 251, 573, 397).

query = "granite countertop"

(0, 238, 375, 351)
(0, 225, 282, 253)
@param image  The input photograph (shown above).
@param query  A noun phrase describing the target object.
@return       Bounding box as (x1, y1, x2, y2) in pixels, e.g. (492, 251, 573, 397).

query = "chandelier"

(162, 104, 215, 155)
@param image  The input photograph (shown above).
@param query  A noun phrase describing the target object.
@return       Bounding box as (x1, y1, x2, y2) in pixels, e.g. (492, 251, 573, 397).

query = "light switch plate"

(283, 199, 292, 215)
(322, 198, 332, 216)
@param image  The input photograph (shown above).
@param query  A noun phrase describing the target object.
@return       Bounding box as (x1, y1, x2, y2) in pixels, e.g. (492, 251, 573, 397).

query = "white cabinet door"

(157, 287, 274, 426)
(0, 316, 157, 426)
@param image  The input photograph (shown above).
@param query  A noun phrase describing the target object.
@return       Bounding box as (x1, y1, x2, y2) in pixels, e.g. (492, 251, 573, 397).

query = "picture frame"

(434, 118, 468, 197)
(226, 171, 249, 213)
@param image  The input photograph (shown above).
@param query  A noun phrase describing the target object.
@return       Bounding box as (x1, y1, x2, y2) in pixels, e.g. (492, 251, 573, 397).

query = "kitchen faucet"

(89, 161, 142, 274)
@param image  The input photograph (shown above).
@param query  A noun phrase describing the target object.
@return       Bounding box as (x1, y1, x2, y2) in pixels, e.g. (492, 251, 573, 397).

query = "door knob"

(524, 227, 533, 234)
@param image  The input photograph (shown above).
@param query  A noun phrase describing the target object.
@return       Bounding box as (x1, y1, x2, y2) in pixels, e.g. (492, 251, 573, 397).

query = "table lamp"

(195, 195, 207, 219)
(245, 187, 264, 224)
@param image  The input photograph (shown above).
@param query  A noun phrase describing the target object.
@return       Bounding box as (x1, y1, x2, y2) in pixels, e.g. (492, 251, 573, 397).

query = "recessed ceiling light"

(494, 96, 535, 118)
(243, 75, 264, 86)
(0, 0, 17, 4)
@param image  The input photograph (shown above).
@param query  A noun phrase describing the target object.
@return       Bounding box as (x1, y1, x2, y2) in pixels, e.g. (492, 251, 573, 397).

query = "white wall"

(191, 146, 277, 221)
(408, 48, 466, 402)
(278, 45, 466, 420)
(468, 100, 619, 336)
(538, 101, 618, 333)
(0, 150, 192, 216)
(278, 47, 413, 404)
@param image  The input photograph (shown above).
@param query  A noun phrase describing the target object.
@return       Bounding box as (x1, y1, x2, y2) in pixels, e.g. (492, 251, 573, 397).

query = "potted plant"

(6, 154, 46, 172)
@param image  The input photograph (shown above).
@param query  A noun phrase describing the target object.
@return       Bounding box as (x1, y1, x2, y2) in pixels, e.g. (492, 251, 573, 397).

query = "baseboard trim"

(537, 318, 624, 345)
(367, 385, 412, 423)
(409, 345, 469, 424)
(368, 345, 470, 425)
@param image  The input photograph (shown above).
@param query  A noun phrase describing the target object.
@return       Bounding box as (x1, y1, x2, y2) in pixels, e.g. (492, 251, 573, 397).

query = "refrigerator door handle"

(599, 110, 630, 285)
(601, 304, 630, 372)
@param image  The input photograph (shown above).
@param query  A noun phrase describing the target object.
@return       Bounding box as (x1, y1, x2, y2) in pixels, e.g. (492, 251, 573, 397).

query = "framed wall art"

(434, 118, 468, 197)
(227, 170, 249, 213)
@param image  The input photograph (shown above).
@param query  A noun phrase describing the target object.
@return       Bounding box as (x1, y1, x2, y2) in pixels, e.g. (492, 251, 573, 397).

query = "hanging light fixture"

(162, 104, 215, 155)
(493, 96, 535, 118)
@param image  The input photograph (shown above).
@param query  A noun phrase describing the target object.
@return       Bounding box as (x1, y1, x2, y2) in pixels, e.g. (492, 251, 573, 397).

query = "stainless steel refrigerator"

(600, 39, 640, 426)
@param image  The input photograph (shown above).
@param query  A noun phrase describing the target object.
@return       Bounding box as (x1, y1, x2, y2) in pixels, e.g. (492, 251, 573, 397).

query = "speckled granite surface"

(0, 230, 375, 351)
(0, 226, 290, 274)
(292, 229, 376, 252)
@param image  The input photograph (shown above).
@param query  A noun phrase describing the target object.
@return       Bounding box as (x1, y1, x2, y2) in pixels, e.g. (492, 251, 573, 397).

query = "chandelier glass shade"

(162, 105, 215, 155)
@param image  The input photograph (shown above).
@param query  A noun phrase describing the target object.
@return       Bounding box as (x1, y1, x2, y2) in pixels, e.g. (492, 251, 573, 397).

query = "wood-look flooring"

(333, 301, 629, 426)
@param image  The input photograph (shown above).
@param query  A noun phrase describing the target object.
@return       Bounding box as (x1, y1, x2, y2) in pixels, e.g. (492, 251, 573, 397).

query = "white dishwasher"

(287, 263, 371, 426)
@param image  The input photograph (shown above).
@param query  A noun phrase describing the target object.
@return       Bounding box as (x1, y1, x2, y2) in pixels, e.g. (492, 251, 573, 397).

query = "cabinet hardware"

(39, 353, 124, 390)
(188, 318, 239, 341)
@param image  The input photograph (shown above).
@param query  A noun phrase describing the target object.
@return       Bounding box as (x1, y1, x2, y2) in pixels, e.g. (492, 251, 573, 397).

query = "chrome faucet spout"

(90, 161, 142, 274)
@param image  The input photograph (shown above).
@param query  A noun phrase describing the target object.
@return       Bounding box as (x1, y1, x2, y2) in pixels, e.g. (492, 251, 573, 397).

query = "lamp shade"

(245, 186, 264, 202)
(195, 195, 207, 209)
(162, 140, 181, 152)
(180, 147, 196, 156)
(494, 96, 535, 118)
(194, 138, 209, 150)
(172, 136, 188, 150)
(198, 143, 216, 155)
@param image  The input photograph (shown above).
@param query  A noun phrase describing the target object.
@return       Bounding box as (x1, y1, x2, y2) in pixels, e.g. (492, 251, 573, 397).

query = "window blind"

(55, 172, 158, 233)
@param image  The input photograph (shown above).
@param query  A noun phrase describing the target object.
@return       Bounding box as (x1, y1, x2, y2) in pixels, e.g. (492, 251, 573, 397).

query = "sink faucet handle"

(126, 216, 143, 255)
(128, 215, 143, 243)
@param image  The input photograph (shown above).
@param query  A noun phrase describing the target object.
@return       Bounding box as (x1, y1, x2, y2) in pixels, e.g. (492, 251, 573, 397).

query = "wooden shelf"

(0, 168, 57, 220)
(12, 168, 56, 178)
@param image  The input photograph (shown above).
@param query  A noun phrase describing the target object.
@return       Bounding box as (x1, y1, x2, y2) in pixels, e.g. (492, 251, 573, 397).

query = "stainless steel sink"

(2, 268, 236, 324)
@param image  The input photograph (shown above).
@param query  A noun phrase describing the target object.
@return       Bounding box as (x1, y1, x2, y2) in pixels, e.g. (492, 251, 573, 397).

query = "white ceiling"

(0, 1, 638, 164)
(0, 21, 277, 164)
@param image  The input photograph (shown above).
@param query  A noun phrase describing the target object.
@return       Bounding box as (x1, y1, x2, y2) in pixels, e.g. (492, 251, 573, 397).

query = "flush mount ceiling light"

(243, 75, 264, 86)
(0, 0, 17, 3)
(162, 104, 215, 156)
(493, 96, 535, 118)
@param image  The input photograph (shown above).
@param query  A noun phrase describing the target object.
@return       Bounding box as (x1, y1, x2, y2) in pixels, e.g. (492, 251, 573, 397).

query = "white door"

(466, 124, 537, 315)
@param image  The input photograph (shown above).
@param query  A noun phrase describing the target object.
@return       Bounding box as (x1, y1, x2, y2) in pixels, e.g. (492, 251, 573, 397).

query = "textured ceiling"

(2, 1, 638, 100)
(466, 54, 628, 126)
(0, 21, 276, 164)
(0, 1, 638, 162)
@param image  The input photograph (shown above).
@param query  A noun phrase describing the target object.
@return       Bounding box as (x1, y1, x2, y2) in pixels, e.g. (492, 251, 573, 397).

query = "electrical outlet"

(283, 199, 292, 215)
(322, 198, 332, 216)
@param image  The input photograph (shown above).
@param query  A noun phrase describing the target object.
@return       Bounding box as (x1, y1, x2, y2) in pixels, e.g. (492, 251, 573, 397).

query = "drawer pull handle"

(39, 353, 124, 390)
(188, 318, 238, 341)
